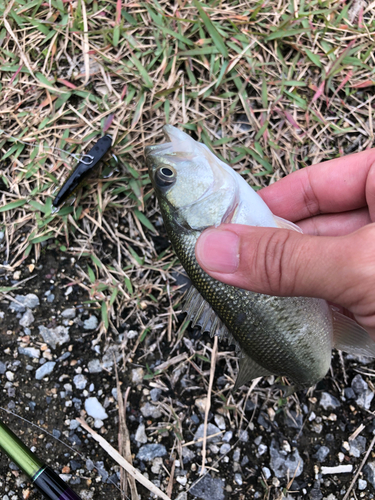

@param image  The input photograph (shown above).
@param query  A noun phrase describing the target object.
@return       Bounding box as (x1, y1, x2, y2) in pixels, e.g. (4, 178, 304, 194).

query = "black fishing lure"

(53, 135, 112, 208)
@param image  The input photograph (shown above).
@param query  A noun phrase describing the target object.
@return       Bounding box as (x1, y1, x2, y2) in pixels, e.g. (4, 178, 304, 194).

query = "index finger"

(258, 148, 375, 222)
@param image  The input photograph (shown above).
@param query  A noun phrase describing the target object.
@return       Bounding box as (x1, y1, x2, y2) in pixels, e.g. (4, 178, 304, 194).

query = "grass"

(1, 0, 375, 497)
(2, 0, 375, 331)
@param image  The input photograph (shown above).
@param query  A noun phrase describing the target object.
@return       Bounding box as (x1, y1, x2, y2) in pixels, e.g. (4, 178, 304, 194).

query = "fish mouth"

(145, 125, 197, 162)
(144, 126, 175, 160)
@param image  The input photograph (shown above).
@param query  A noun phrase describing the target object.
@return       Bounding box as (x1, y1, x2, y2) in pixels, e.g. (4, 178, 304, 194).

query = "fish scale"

(168, 224, 332, 388)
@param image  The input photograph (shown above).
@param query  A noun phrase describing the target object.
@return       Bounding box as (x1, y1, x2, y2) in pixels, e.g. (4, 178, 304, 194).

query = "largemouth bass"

(146, 125, 375, 392)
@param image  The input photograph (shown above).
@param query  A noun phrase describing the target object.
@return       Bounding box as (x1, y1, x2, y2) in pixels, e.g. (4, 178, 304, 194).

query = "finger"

(297, 207, 371, 236)
(195, 224, 362, 304)
(258, 149, 375, 221)
(365, 157, 375, 222)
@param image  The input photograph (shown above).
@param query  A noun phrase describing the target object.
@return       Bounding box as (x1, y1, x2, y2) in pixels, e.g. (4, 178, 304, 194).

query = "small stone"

(73, 374, 87, 390)
(320, 392, 340, 410)
(175, 493, 187, 500)
(238, 429, 249, 442)
(177, 475, 187, 486)
(85, 397, 108, 420)
(254, 436, 262, 446)
(364, 462, 375, 487)
(9, 293, 40, 312)
(358, 479, 367, 490)
(352, 375, 374, 410)
(352, 374, 369, 394)
(61, 308, 76, 319)
(214, 414, 225, 430)
(233, 448, 241, 462)
(94, 419, 104, 429)
(88, 359, 102, 373)
(182, 447, 195, 463)
(234, 473, 242, 485)
(6, 371, 14, 382)
(258, 444, 268, 456)
(140, 402, 162, 419)
(220, 443, 231, 454)
(18, 347, 40, 359)
(137, 444, 167, 461)
(80, 490, 94, 500)
(262, 467, 271, 480)
(194, 423, 221, 447)
(151, 457, 163, 474)
(135, 423, 148, 444)
(222, 430, 233, 442)
(189, 473, 225, 500)
(311, 423, 323, 434)
(127, 330, 138, 339)
(19, 309, 34, 327)
(195, 397, 208, 413)
(35, 362, 56, 380)
(38, 325, 70, 350)
(309, 487, 323, 500)
(313, 446, 330, 462)
(83, 315, 98, 330)
(344, 387, 355, 400)
(102, 345, 121, 370)
(349, 436, 367, 458)
(285, 411, 303, 429)
(150, 388, 162, 402)
(0, 361, 5, 374)
(270, 439, 304, 479)
(131, 367, 144, 384)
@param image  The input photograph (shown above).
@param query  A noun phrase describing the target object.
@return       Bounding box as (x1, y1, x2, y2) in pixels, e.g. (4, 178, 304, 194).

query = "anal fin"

(332, 310, 375, 357)
(233, 352, 273, 392)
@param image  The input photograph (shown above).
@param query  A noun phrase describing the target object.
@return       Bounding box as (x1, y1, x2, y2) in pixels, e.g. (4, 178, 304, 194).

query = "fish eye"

(155, 166, 176, 188)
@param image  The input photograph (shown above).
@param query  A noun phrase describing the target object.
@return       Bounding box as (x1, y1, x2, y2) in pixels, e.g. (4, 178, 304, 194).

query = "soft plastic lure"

(53, 135, 112, 208)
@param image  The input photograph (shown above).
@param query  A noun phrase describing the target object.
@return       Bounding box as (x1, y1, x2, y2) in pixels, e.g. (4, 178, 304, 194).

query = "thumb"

(195, 223, 355, 303)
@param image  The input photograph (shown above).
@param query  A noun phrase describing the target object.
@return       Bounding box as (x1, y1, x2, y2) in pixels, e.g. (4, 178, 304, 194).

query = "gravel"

(319, 392, 341, 410)
(189, 474, 225, 500)
(83, 315, 98, 330)
(38, 325, 70, 349)
(270, 439, 304, 478)
(136, 444, 167, 461)
(84, 397, 108, 420)
(194, 423, 222, 447)
(35, 361, 56, 380)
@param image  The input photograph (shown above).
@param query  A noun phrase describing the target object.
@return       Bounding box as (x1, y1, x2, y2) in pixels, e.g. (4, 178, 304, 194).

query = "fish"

(145, 125, 375, 392)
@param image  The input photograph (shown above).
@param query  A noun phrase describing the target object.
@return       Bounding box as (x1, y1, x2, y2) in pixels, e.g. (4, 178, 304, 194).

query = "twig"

(166, 453, 176, 499)
(200, 336, 218, 475)
(342, 434, 375, 500)
(77, 418, 171, 500)
(116, 362, 139, 500)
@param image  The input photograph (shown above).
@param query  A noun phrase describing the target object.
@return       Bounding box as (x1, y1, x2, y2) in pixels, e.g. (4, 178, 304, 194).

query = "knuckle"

(256, 229, 296, 295)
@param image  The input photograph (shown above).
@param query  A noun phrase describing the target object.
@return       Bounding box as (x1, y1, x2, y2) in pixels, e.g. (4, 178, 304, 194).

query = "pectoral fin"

(273, 215, 303, 233)
(332, 310, 375, 357)
(233, 352, 273, 392)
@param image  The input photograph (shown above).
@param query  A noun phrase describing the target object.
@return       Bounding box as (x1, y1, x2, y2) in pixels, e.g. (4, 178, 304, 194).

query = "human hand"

(195, 149, 375, 340)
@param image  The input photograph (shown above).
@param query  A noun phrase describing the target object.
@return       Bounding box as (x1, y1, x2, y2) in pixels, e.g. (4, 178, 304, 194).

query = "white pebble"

(85, 397, 108, 420)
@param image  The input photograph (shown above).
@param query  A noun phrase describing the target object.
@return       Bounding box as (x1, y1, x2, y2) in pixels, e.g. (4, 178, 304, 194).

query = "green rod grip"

(0, 419, 43, 478)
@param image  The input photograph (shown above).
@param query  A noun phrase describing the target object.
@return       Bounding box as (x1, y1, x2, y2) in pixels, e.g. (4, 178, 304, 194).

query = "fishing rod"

(0, 418, 83, 500)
